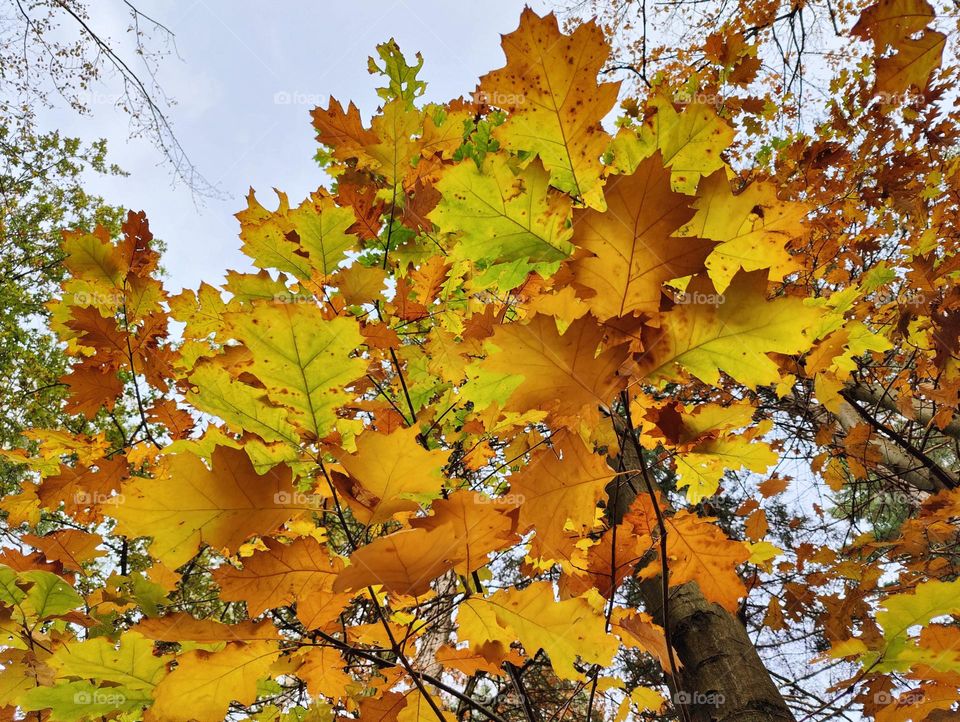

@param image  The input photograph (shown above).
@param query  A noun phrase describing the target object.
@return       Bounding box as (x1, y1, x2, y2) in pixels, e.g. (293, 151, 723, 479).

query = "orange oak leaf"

(572, 152, 709, 319)
(509, 431, 616, 561)
(214, 537, 351, 630)
(479, 314, 630, 428)
(662, 510, 750, 612)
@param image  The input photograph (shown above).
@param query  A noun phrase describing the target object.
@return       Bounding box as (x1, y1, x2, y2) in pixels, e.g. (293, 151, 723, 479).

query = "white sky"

(40, 0, 552, 293)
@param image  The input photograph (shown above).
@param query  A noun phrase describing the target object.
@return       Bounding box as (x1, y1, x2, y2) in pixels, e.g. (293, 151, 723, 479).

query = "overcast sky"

(40, 0, 552, 293)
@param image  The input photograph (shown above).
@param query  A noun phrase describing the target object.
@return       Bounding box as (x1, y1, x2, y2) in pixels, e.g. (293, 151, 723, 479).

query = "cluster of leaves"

(0, 2, 958, 721)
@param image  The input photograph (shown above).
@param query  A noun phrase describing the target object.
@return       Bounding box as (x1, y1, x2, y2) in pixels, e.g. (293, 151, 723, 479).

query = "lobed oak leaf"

(49, 632, 167, 691)
(292, 646, 353, 701)
(875, 30, 945, 95)
(333, 533, 456, 600)
(133, 614, 279, 643)
(430, 154, 574, 266)
(147, 640, 279, 722)
(479, 9, 619, 206)
(661, 511, 750, 612)
(224, 302, 365, 441)
(214, 536, 350, 630)
(572, 152, 710, 320)
(673, 436, 778, 502)
(478, 314, 630, 428)
(311, 97, 378, 164)
(852, 0, 935, 48)
(237, 189, 359, 280)
(186, 361, 301, 447)
(22, 530, 104, 573)
(612, 99, 733, 194)
(458, 582, 616, 680)
(508, 431, 616, 561)
(59, 365, 123, 419)
(680, 170, 807, 293)
(634, 271, 821, 388)
(334, 426, 448, 524)
(409, 490, 521, 574)
(110, 446, 302, 568)
(610, 608, 673, 672)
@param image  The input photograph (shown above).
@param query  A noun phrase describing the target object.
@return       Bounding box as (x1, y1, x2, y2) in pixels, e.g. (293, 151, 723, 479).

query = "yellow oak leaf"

(430, 154, 573, 265)
(459, 582, 616, 680)
(148, 641, 279, 722)
(852, 0, 935, 48)
(334, 528, 459, 597)
(293, 646, 353, 701)
(646, 99, 734, 194)
(186, 361, 301, 447)
(110, 446, 303, 568)
(635, 271, 821, 388)
(224, 302, 365, 441)
(673, 436, 778, 502)
(875, 30, 945, 95)
(49, 632, 167, 691)
(335, 426, 448, 524)
(679, 171, 807, 293)
(479, 9, 619, 206)
(874, 579, 960, 671)
(410, 490, 521, 575)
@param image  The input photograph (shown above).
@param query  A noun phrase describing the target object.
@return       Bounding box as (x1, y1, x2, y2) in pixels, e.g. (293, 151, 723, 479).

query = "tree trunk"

(609, 420, 796, 722)
(638, 578, 796, 722)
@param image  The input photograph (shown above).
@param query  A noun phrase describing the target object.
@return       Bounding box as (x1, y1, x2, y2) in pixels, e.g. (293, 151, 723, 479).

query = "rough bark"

(638, 578, 796, 722)
(609, 419, 797, 722)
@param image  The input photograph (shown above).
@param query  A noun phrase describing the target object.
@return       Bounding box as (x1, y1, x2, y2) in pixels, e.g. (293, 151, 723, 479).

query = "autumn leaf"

(224, 302, 365, 441)
(110, 446, 302, 568)
(572, 152, 712, 319)
(147, 641, 279, 722)
(430, 154, 574, 266)
(635, 271, 821, 388)
(679, 170, 806, 293)
(334, 426, 448, 524)
(478, 314, 630, 428)
(460, 582, 617, 680)
(508, 431, 615, 560)
(214, 537, 351, 630)
(479, 9, 619, 205)
(49, 632, 166, 691)
(661, 511, 750, 612)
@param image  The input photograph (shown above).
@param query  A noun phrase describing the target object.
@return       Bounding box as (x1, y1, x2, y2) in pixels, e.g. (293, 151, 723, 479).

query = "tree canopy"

(1, 3, 959, 721)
